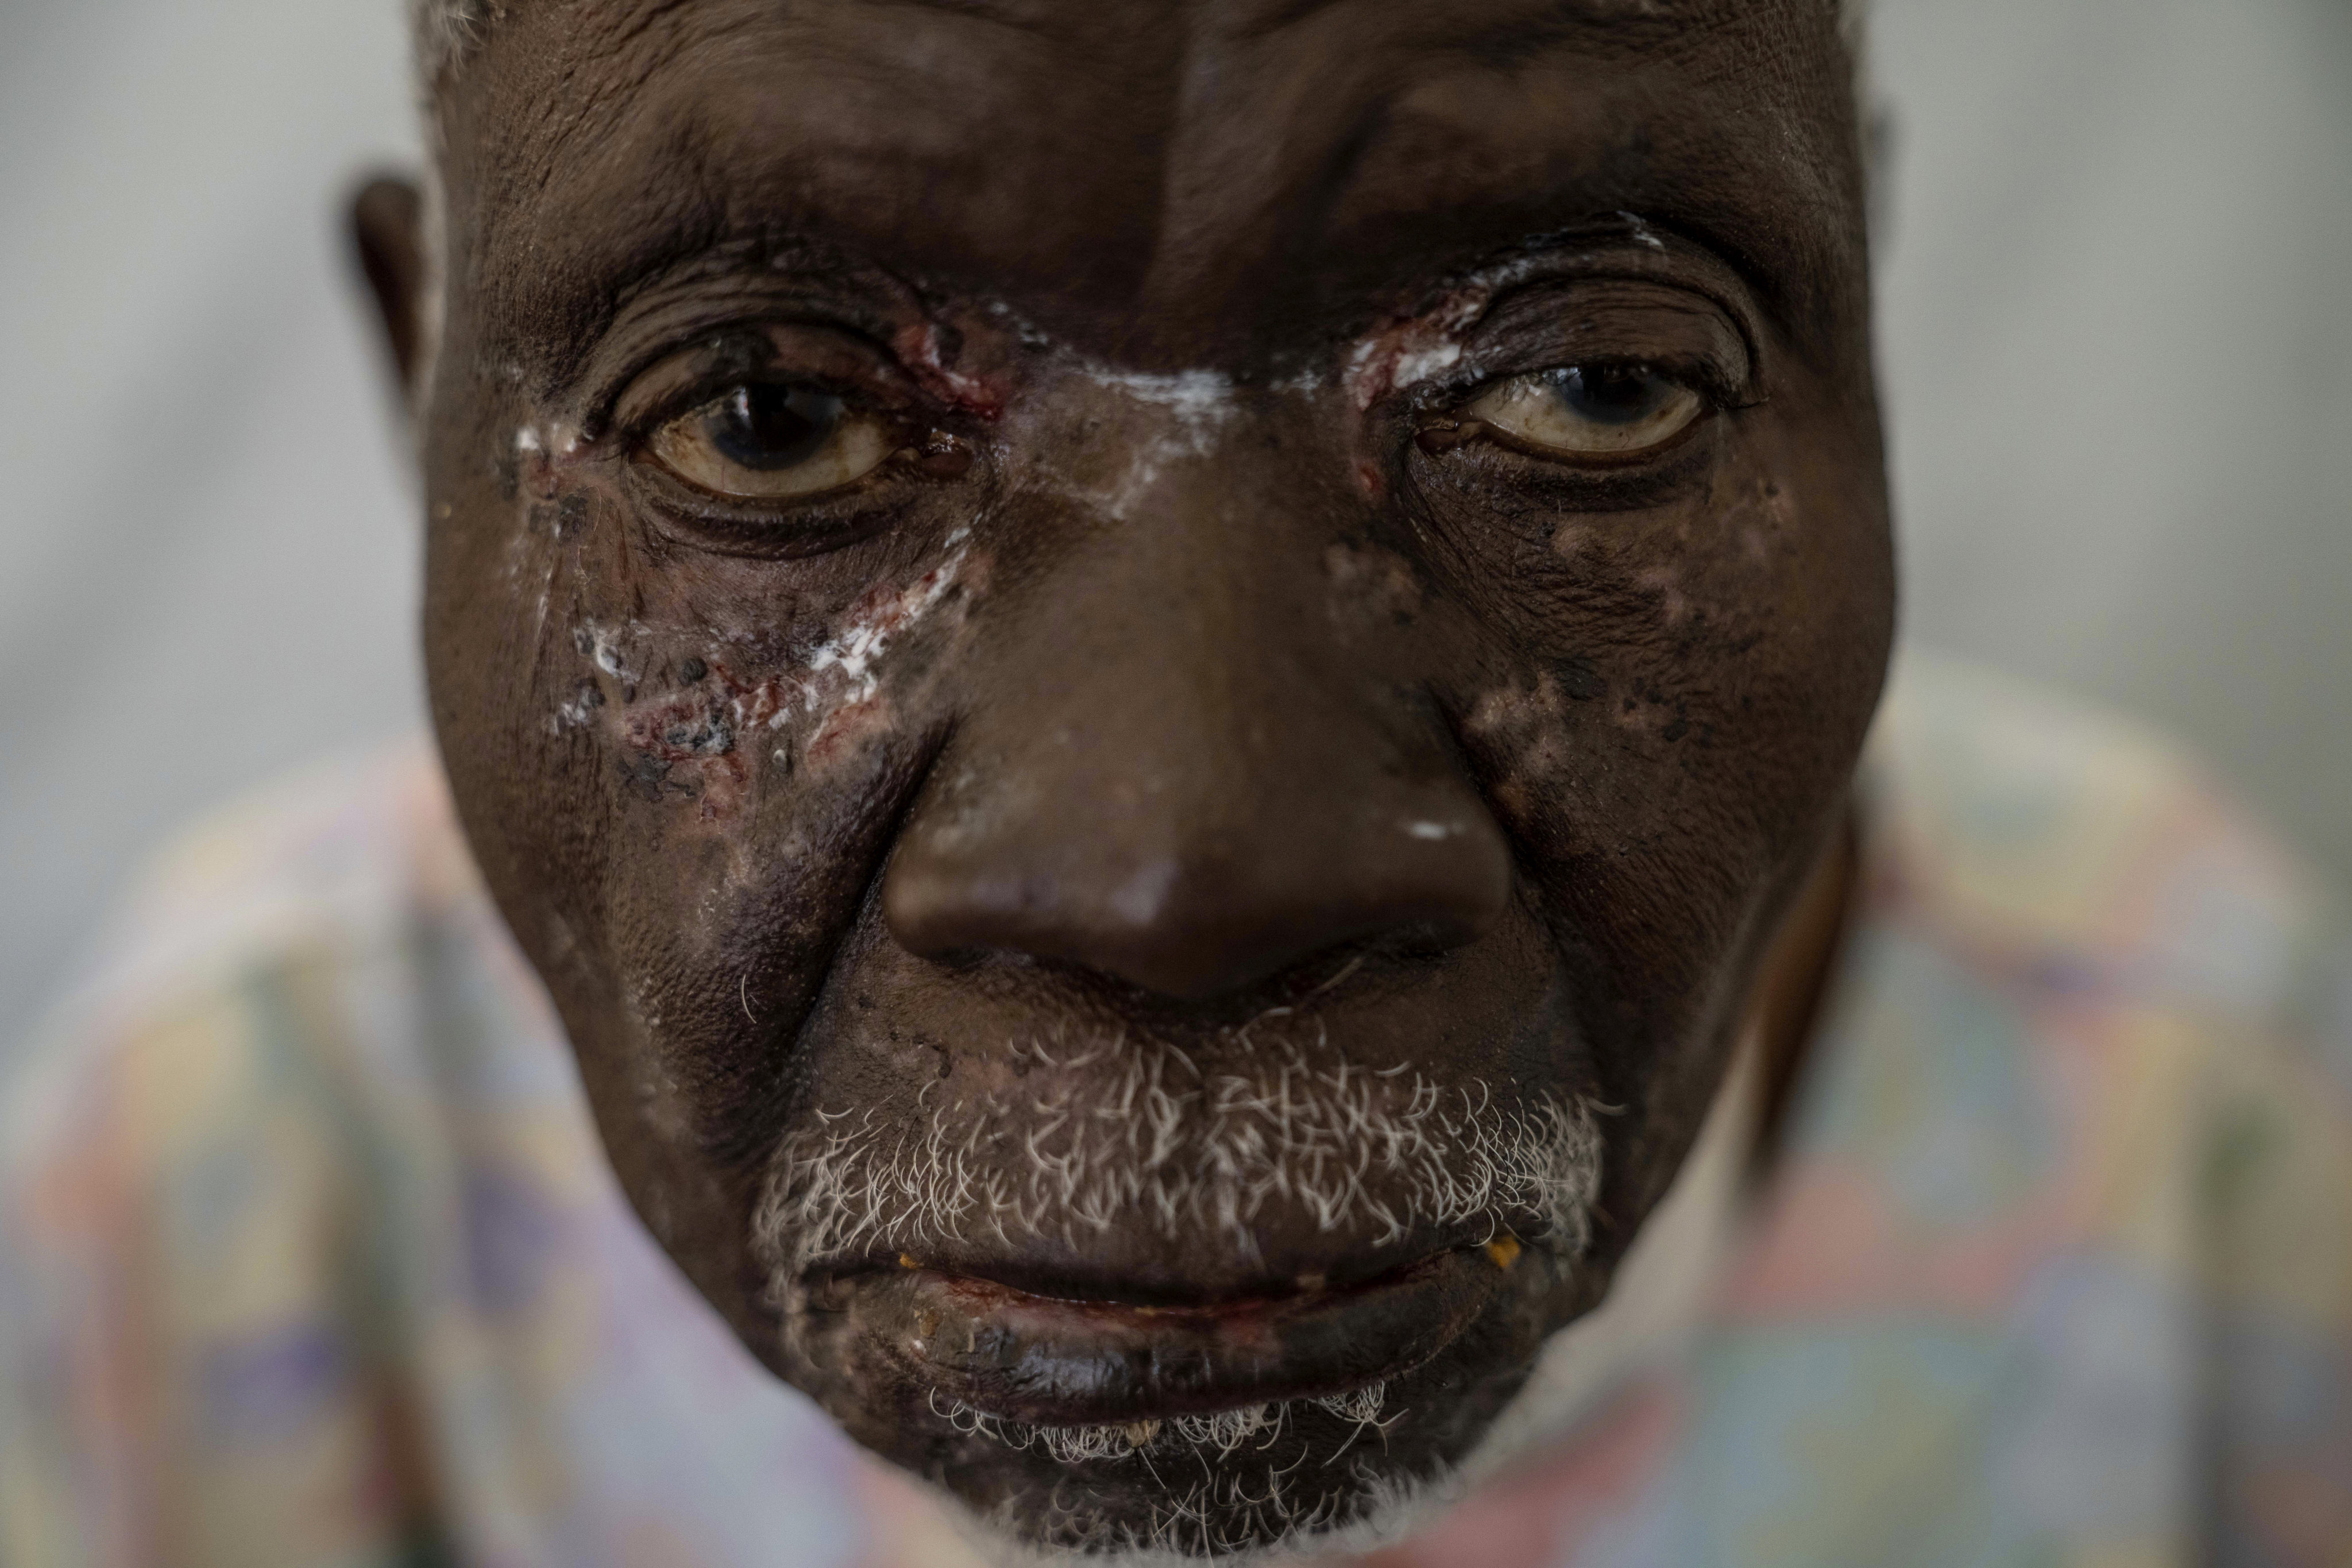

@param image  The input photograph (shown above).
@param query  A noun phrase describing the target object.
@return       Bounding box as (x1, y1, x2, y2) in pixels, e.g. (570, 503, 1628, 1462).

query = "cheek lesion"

(536, 526, 989, 822)
(609, 660, 767, 815)
(1463, 669, 1604, 835)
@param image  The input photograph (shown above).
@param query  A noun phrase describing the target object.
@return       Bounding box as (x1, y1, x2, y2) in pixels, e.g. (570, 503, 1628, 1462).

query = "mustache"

(752, 1027, 1604, 1286)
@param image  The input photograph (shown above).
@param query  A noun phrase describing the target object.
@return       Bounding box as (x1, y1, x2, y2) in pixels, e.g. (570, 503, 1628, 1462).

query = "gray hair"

(410, 0, 497, 92)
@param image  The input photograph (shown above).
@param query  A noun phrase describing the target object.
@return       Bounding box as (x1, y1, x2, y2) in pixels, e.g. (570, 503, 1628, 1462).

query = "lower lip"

(836, 1243, 1516, 1430)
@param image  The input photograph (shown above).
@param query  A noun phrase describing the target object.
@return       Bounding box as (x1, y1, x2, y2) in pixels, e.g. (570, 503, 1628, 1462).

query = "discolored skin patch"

(358, 0, 1894, 1554)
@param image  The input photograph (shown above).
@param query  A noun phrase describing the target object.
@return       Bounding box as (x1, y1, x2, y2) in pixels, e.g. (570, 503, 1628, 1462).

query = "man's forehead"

(441, 0, 1863, 372)
(424, 0, 1846, 75)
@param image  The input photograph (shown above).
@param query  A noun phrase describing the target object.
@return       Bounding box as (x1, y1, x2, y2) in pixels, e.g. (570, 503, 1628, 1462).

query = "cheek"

(1447, 422, 1886, 972)
(1462, 673, 1592, 840)
(430, 433, 986, 922)
(566, 536, 982, 825)
(1322, 539, 1428, 634)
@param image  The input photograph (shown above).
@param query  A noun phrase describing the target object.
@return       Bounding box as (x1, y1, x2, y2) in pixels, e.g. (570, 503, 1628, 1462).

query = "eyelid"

(1438, 279, 1757, 409)
(612, 321, 920, 438)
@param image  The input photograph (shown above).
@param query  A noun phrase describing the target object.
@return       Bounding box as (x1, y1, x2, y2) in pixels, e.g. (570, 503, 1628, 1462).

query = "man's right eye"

(644, 380, 898, 500)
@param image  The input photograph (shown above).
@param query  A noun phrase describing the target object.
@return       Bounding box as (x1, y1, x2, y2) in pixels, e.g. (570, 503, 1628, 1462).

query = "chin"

(853, 1320, 1543, 1564)
(740, 1029, 1609, 1561)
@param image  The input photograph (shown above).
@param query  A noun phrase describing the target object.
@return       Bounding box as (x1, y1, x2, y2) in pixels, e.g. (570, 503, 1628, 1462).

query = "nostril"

(882, 805, 1513, 1003)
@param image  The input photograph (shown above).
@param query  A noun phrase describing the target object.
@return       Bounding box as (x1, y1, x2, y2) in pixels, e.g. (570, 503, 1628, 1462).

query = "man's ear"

(350, 174, 430, 410)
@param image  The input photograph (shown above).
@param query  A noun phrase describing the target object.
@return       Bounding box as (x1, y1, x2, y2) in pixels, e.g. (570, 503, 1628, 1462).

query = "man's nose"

(880, 422, 1513, 1002)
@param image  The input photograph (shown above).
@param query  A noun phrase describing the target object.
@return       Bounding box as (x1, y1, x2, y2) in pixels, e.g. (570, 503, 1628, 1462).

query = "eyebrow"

(482, 0, 1861, 382)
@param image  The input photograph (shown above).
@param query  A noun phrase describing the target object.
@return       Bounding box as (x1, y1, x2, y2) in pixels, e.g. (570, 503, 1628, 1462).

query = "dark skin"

(356, 0, 1890, 1552)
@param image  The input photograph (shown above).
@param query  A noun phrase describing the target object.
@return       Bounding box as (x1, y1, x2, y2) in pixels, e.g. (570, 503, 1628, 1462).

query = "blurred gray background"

(3, 0, 2348, 1047)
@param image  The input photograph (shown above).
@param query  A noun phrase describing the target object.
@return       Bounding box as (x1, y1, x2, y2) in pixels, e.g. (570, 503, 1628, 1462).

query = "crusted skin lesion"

(563, 532, 984, 820)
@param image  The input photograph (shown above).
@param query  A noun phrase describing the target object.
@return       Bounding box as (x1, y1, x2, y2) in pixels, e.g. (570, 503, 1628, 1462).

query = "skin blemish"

(616, 678, 747, 817)
(1084, 368, 1239, 428)
(1341, 282, 1490, 410)
(894, 321, 1007, 419)
(1324, 542, 1425, 631)
(554, 681, 605, 730)
(602, 536, 983, 818)
(1637, 567, 1690, 626)
(804, 693, 895, 768)
(1464, 673, 1589, 831)
(623, 689, 733, 760)
(1388, 338, 1462, 388)
(1049, 366, 1243, 522)
(583, 533, 983, 817)
(1733, 476, 1795, 565)
(800, 531, 976, 707)
(513, 423, 589, 501)
(577, 624, 638, 681)
(1615, 210, 1667, 252)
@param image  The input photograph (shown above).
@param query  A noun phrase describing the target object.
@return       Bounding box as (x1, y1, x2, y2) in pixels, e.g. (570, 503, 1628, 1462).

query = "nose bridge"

(880, 390, 1512, 1000)
(1096, 396, 1316, 774)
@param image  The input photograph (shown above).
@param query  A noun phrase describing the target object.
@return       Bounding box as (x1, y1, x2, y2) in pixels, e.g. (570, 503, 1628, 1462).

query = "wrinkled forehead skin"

(432, 0, 1871, 379)
(417, 1, 1890, 1558)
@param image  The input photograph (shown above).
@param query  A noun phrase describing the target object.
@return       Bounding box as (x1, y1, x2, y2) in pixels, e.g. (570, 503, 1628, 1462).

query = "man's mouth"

(826, 1236, 1526, 1434)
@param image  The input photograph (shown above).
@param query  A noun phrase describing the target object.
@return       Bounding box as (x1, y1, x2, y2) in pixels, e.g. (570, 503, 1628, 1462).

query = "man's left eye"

(1457, 364, 1706, 460)
(644, 380, 897, 500)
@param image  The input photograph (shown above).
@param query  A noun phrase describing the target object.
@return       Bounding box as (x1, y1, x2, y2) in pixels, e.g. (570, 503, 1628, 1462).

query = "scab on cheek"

(555, 535, 986, 822)
(803, 693, 896, 770)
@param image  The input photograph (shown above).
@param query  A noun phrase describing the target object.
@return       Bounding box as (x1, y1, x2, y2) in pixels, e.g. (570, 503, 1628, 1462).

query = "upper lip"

(836, 1242, 1515, 1428)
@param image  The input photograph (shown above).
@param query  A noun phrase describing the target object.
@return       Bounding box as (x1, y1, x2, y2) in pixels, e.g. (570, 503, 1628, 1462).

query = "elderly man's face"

(397, 0, 1888, 1551)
